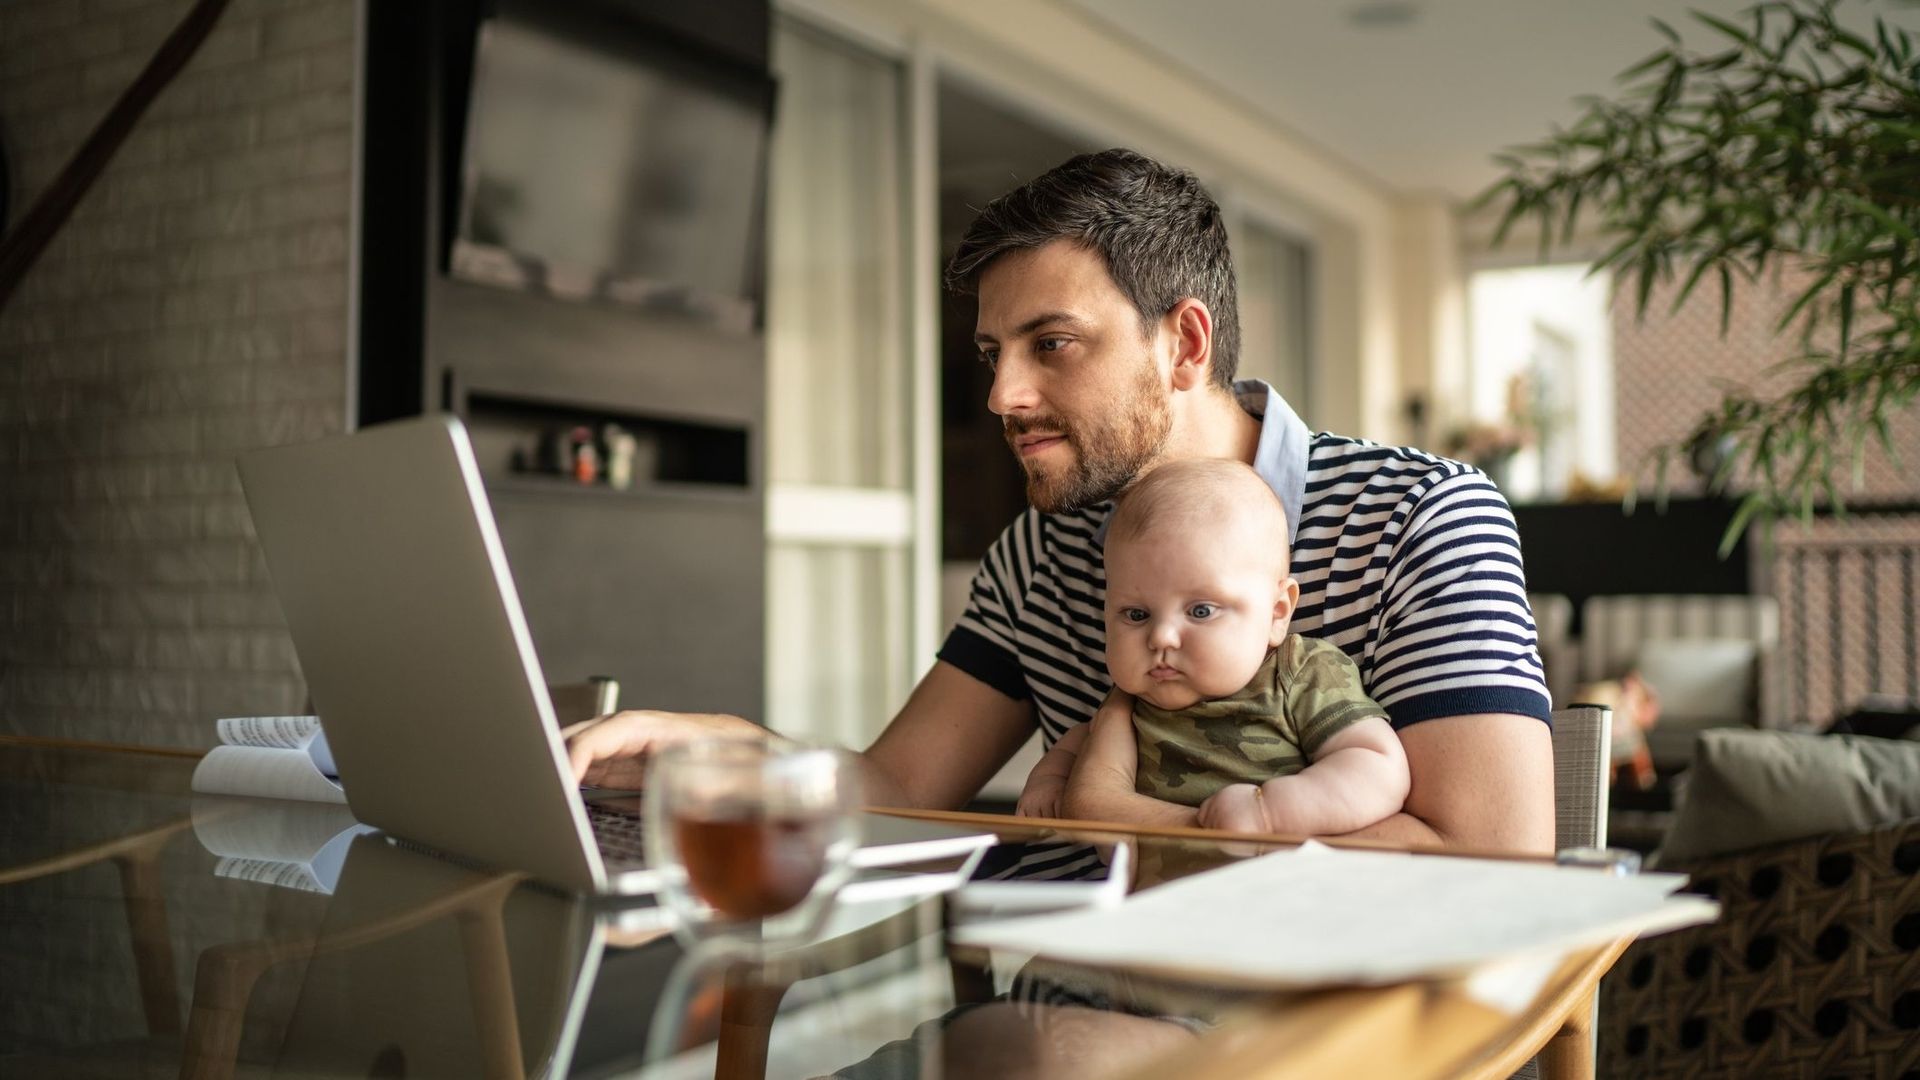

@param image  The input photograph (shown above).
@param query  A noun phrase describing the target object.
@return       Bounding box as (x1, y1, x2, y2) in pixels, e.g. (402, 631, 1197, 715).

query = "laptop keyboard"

(586, 802, 649, 867)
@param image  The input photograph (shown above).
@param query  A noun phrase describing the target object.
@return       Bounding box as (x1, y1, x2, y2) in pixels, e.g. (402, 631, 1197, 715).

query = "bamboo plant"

(1476, 0, 1920, 549)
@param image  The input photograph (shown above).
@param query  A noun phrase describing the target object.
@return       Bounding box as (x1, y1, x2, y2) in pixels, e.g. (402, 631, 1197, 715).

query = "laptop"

(238, 415, 994, 894)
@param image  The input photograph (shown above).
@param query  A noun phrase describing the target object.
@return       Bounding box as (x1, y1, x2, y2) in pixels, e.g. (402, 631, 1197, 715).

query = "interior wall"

(0, 0, 358, 746)
(782, 0, 1407, 443)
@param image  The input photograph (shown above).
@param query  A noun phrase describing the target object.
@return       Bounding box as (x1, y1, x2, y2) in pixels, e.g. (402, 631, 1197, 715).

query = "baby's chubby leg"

(1194, 783, 1268, 833)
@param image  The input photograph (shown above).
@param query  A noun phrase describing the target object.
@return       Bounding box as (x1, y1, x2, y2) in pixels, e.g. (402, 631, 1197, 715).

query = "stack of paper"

(951, 842, 1718, 990)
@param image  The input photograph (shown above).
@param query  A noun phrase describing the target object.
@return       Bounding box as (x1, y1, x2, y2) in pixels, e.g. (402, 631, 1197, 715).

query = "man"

(566, 148, 1554, 858)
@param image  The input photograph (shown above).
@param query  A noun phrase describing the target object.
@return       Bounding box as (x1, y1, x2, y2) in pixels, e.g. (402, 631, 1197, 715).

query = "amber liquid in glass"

(674, 809, 833, 920)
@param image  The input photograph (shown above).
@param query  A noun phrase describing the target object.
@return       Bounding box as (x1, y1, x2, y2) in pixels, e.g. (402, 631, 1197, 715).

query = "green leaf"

(1718, 263, 1735, 336)
(1719, 493, 1768, 559)
(1694, 11, 1756, 46)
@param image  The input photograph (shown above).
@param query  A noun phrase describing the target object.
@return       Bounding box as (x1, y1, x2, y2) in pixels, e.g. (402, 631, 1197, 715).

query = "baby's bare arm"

(1253, 718, 1409, 835)
(1016, 722, 1089, 817)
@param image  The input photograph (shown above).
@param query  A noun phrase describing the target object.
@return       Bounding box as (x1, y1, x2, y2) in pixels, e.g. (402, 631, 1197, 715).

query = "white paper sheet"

(951, 843, 1718, 991)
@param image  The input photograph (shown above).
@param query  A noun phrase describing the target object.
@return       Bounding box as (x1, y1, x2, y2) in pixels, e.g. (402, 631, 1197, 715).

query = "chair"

(1578, 596, 1780, 769)
(548, 676, 620, 728)
(1471, 704, 1614, 1080)
(1551, 704, 1612, 852)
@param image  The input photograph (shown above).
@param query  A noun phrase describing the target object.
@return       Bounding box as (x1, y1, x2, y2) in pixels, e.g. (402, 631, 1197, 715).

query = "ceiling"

(1063, 0, 1920, 200)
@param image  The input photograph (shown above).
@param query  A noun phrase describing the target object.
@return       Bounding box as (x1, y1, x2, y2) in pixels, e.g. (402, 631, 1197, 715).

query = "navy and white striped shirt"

(940, 381, 1551, 755)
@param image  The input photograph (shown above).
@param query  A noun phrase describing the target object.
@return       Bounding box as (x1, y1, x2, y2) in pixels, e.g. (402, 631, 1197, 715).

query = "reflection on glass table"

(0, 739, 1633, 1080)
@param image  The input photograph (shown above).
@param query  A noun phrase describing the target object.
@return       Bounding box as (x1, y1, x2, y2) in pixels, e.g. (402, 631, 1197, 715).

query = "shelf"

(484, 474, 756, 506)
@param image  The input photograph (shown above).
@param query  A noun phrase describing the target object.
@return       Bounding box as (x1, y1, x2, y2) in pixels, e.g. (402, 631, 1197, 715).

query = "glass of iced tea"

(643, 739, 862, 949)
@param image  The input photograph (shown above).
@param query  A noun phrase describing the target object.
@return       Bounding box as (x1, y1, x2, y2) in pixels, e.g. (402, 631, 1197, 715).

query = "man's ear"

(1163, 298, 1213, 392)
(1269, 576, 1300, 648)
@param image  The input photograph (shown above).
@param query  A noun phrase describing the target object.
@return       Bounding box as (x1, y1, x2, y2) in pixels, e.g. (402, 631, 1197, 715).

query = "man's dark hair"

(944, 148, 1241, 389)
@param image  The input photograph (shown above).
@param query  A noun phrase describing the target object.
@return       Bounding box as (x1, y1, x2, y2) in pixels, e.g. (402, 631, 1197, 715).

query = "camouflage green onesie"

(1133, 634, 1387, 804)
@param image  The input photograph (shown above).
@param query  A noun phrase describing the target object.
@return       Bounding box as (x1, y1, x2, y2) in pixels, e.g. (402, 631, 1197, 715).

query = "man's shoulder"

(1302, 432, 1500, 513)
(1306, 430, 1473, 483)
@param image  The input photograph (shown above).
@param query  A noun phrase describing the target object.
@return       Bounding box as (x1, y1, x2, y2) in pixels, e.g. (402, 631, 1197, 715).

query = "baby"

(1018, 458, 1410, 835)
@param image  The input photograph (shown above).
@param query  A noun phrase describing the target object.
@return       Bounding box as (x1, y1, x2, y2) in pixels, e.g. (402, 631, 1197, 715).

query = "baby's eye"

(1120, 608, 1149, 624)
(1188, 603, 1217, 620)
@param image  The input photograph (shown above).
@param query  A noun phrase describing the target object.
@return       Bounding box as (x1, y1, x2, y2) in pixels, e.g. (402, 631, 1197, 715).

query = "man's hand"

(1195, 784, 1266, 833)
(560, 710, 763, 789)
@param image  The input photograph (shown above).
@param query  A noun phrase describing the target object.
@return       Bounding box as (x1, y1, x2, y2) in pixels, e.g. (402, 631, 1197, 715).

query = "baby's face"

(1104, 526, 1293, 711)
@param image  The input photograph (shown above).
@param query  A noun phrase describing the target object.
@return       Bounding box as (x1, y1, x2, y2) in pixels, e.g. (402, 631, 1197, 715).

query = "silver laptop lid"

(238, 415, 609, 891)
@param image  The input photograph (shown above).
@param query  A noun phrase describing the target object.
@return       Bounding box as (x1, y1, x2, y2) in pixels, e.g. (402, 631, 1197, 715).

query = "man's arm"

(862, 659, 1040, 810)
(1330, 713, 1554, 854)
(565, 660, 1037, 812)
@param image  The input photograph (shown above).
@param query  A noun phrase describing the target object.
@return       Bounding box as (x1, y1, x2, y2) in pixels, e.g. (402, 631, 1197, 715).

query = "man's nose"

(986, 352, 1040, 417)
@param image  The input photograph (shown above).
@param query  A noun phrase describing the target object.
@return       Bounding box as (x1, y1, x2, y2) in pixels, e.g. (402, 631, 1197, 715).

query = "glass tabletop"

(0, 738, 1605, 1079)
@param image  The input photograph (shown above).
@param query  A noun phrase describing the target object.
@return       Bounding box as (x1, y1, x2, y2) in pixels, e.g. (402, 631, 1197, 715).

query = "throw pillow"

(1657, 728, 1920, 863)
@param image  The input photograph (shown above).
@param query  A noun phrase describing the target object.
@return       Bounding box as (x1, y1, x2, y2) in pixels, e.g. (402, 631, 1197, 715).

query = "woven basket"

(1598, 817, 1920, 1078)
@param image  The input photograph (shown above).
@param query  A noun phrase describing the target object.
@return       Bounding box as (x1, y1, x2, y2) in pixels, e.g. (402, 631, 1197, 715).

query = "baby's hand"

(1016, 773, 1068, 819)
(1196, 784, 1268, 834)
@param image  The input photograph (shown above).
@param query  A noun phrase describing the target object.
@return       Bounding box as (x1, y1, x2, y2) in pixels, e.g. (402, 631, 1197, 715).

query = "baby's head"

(1104, 459, 1298, 711)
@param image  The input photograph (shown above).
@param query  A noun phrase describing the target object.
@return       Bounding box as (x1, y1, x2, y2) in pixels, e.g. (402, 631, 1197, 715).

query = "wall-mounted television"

(451, 7, 771, 329)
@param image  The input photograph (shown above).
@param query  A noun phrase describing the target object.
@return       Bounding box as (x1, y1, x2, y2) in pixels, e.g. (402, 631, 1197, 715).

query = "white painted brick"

(78, 50, 147, 98)
(195, 590, 282, 628)
(6, 66, 84, 113)
(144, 460, 241, 498)
(103, 162, 208, 211)
(254, 267, 345, 315)
(158, 194, 254, 243)
(196, 497, 254, 539)
(247, 635, 301, 674)
(253, 177, 350, 229)
(67, 462, 152, 500)
(0, 0, 86, 42)
(103, 588, 195, 629)
(261, 2, 354, 53)
(198, 400, 339, 453)
(98, 671, 196, 714)
(257, 87, 352, 142)
(157, 278, 254, 328)
(198, 671, 306, 717)
(251, 359, 340, 403)
(201, 321, 293, 364)
(290, 312, 347, 356)
(140, 628, 251, 670)
(161, 111, 261, 161)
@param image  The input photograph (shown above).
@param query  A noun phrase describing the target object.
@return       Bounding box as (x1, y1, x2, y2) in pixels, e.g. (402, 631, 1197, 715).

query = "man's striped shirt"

(940, 381, 1551, 764)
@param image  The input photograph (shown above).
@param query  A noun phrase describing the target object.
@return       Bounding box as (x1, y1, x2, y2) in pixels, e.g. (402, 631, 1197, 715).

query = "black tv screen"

(453, 14, 768, 326)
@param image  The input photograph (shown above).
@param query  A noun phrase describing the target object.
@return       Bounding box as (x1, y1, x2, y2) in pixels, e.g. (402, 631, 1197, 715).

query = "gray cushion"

(1633, 637, 1756, 726)
(1658, 729, 1920, 863)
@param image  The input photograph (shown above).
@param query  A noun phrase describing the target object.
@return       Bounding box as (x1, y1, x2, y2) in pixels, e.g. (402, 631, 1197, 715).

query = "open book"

(191, 716, 345, 804)
(192, 795, 376, 894)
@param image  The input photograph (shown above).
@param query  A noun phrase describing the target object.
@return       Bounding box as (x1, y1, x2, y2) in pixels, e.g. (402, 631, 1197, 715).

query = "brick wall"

(0, 0, 356, 747)
(1615, 273, 1920, 725)
(1613, 271, 1920, 499)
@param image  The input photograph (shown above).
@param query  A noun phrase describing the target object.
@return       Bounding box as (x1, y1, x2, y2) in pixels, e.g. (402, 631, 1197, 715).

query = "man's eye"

(1036, 337, 1068, 353)
(978, 350, 998, 368)
(1121, 608, 1149, 624)
(1188, 603, 1216, 620)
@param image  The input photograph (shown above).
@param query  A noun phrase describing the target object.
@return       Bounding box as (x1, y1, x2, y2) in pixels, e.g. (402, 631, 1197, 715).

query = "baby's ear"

(1269, 577, 1300, 647)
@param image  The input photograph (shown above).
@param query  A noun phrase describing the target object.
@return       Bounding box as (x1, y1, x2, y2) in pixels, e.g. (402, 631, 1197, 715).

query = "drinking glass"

(643, 739, 863, 949)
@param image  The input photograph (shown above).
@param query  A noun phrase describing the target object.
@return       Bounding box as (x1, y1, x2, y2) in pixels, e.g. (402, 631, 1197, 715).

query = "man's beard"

(1005, 363, 1172, 514)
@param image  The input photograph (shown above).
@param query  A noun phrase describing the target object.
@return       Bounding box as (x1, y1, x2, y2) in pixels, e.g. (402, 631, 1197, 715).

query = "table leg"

(715, 972, 792, 1080)
(1539, 988, 1595, 1080)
